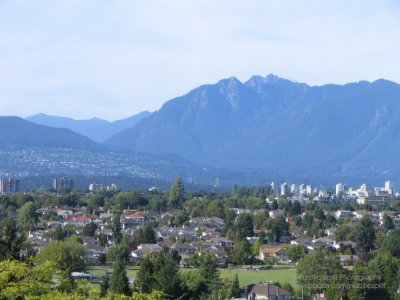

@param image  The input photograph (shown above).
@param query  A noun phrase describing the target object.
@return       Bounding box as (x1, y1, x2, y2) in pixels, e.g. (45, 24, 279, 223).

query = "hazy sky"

(0, 0, 399, 121)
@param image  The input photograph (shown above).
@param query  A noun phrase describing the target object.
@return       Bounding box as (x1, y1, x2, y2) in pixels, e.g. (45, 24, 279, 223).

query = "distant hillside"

(105, 75, 400, 182)
(26, 111, 151, 142)
(0, 116, 245, 187)
(0, 116, 102, 150)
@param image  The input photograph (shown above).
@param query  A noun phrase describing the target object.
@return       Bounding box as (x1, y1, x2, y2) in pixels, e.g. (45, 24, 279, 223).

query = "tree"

(107, 242, 130, 265)
(199, 253, 220, 296)
(355, 215, 376, 252)
(325, 268, 351, 300)
(0, 260, 57, 299)
(87, 194, 104, 213)
(289, 201, 301, 216)
(235, 213, 254, 239)
(382, 213, 395, 231)
(37, 238, 86, 272)
(297, 249, 342, 295)
(252, 231, 266, 256)
(381, 229, 400, 257)
(82, 222, 97, 237)
(0, 218, 24, 261)
(313, 206, 325, 221)
(136, 223, 156, 244)
(52, 226, 65, 241)
(109, 260, 131, 296)
(230, 274, 241, 298)
(271, 200, 278, 210)
(18, 201, 38, 232)
(287, 244, 308, 263)
(232, 239, 252, 265)
(112, 214, 123, 244)
(100, 271, 110, 297)
(169, 176, 185, 209)
(269, 216, 289, 243)
(134, 253, 183, 299)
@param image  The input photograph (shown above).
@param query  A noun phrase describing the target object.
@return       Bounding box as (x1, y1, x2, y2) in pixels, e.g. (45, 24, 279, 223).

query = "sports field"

(220, 266, 297, 287)
(86, 265, 297, 287)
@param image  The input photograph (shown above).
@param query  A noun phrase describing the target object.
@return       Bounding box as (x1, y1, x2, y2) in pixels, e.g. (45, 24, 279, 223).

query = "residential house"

(245, 283, 292, 300)
(290, 236, 311, 247)
(339, 255, 359, 268)
(131, 244, 162, 262)
(258, 245, 288, 264)
(335, 210, 354, 219)
(269, 210, 285, 219)
(122, 213, 145, 229)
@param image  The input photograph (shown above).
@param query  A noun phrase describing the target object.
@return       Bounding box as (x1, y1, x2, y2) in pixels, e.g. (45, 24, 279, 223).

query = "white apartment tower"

(299, 184, 306, 195)
(384, 181, 394, 195)
(280, 182, 288, 195)
(0, 178, 20, 195)
(336, 183, 345, 195)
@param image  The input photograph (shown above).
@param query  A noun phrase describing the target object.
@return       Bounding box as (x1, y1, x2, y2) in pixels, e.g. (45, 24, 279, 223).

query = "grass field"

(220, 267, 297, 287)
(86, 265, 297, 287)
(86, 265, 139, 282)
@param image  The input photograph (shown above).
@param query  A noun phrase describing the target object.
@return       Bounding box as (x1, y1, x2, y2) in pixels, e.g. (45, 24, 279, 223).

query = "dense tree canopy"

(18, 201, 38, 232)
(0, 218, 24, 261)
(37, 238, 86, 272)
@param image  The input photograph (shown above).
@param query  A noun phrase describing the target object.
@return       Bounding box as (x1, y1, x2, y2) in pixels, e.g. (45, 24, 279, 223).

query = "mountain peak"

(216, 76, 242, 88)
(245, 74, 284, 87)
(265, 73, 282, 83)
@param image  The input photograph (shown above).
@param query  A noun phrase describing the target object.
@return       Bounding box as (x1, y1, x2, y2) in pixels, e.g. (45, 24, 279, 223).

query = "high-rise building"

(290, 184, 297, 195)
(280, 182, 288, 196)
(384, 181, 394, 195)
(53, 177, 74, 191)
(89, 183, 104, 192)
(299, 184, 306, 195)
(270, 182, 276, 195)
(306, 185, 312, 195)
(0, 178, 20, 195)
(360, 184, 368, 193)
(336, 183, 345, 195)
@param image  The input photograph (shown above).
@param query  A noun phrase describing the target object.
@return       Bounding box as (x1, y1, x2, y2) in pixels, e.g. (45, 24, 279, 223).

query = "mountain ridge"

(104, 74, 400, 182)
(26, 111, 151, 142)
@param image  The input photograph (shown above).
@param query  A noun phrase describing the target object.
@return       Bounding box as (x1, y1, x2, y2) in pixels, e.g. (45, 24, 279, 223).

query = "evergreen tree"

(289, 200, 301, 215)
(271, 200, 278, 210)
(135, 253, 183, 298)
(199, 253, 220, 296)
(100, 272, 110, 297)
(0, 218, 24, 261)
(112, 214, 123, 244)
(230, 274, 241, 298)
(136, 223, 156, 244)
(355, 215, 376, 252)
(383, 213, 395, 231)
(235, 213, 254, 239)
(169, 176, 185, 209)
(109, 260, 131, 296)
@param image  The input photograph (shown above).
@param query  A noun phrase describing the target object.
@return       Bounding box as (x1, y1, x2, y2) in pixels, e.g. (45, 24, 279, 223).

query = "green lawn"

(86, 265, 139, 282)
(86, 265, 298, 288)
(220, 267, 297, 287)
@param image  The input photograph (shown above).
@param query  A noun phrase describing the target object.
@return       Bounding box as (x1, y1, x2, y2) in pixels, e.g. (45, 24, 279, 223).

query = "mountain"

(0, 116, 244, 188)
(105, 75, 400, 183)
(0, 116, 102, 150)
(26, 111, 151, 142)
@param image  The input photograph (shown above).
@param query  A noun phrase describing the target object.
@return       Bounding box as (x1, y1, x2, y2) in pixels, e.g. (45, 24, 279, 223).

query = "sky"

(0, 0, 399, 121)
